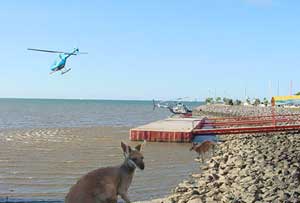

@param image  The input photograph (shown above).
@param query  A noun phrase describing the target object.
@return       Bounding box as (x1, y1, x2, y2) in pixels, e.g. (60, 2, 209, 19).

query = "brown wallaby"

(190, 140, 216, 163)
(65, 141, 145, 203)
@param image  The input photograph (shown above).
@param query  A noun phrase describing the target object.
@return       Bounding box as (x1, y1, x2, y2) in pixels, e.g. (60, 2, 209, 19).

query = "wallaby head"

(190, 141, 216, 152)
(121, 141, 145, 170)
(189, 142, 197, 151)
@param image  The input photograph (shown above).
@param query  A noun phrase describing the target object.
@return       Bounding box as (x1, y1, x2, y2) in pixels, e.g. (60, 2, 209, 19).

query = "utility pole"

(290, 80, 293, 95)
(277, 80, 279, 96)
(214, 88, 216, 99)
(268, 80, 272, 99)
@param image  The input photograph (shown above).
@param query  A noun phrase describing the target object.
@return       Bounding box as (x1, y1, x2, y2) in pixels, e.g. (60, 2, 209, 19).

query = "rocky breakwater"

(195, 104, 296, 117)
(162, 132, 300, 203)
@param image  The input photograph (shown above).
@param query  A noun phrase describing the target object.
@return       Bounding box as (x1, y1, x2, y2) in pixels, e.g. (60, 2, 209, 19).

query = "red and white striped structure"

(193, 113, 300, 135)
(130, 118, 203, 142)
(130, 113, 300, 142)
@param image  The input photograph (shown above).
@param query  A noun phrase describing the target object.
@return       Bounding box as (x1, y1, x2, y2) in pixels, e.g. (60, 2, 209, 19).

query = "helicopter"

(152, 98, 193, 117)
(27, 48, 87, 75)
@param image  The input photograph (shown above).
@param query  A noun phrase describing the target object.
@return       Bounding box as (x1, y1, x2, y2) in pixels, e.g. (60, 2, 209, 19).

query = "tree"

(235, 99, 242, 105)
(295, 92, 300, 96)
(223, 97, 228, 104)
(246, 97, 251, 104)
(263, 97, 269, 107)
(205, 97, 214, 104)
(228, 99, 234, 105)
(223, 97, 233, 105)
(215, 97, 222, 103)
(253, 98, 261, 106)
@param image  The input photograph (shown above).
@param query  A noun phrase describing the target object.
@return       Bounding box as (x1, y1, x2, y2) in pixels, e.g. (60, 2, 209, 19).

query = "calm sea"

(0, 98, 202, 129)
(0, 98, 203, 203)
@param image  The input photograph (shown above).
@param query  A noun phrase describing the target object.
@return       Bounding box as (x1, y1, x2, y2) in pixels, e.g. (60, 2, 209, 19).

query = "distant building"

(271, 95, 300, 107)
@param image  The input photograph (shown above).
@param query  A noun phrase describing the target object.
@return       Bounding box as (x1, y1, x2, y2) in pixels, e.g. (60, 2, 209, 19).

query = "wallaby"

(190, 140, 216, 163)
(65, 141, 145, 203)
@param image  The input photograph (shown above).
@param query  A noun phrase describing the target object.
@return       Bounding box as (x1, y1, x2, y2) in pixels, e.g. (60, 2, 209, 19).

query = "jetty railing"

(193, 113, 300, 135)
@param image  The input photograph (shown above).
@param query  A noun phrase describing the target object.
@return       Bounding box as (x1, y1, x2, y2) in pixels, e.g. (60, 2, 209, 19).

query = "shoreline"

(194, 104, 298, 117)
(139, 105, 300, 203)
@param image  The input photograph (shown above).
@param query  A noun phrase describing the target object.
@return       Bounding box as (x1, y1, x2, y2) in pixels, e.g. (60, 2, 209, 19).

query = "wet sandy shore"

(0, 126, 199, 202)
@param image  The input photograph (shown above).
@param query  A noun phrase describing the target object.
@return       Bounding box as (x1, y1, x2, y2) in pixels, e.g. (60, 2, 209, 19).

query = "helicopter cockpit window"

(52, 57, 60, 66)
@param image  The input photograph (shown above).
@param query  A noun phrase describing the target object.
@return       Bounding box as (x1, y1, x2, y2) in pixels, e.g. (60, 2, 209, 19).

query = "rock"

(278, 191, 291, 201)
(247, 184, 257, 193)
(175, 186, 188, 193)
(205, 197, 215, 203)
(187, 198, 202, 203)
(206, 190, 216, 197)
(292, 191, 300, 198)
(209, 158, 220, 167)
(263, 195, 278, 202)
(162, 112, 300, 203)
(191, 174, 202, 179)
(178, 199, 187, 203)
(240, 176, 253, 184)
(219, 167, 230, 175)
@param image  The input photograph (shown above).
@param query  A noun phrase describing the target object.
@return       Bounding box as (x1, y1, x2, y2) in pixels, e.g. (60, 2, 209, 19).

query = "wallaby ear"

(128, 146, 132, 153)
(135, 144, 142, 151)
(121, 142, 127, 153)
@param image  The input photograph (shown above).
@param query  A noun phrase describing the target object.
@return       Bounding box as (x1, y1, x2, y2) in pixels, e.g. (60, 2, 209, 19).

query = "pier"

(130, 118, 203, 142)
(130, 113, 300, 142)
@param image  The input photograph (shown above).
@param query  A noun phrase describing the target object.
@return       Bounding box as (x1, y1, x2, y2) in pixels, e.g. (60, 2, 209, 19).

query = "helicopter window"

(52, 58, 59, 66)
(52, 56, 63, 66)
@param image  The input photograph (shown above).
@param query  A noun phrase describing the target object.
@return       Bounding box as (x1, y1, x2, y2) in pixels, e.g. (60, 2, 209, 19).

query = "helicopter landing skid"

(61, 68, 71, 75)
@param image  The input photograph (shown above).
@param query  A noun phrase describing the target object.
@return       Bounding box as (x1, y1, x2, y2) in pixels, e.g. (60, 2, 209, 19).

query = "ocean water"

(0, 98, 202, 129)
(0, 99, 203, 202)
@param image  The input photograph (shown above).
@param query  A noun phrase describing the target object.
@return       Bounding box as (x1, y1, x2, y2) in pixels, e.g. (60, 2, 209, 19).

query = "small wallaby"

(65, 141, 145, 203)
(190, 140, 215, 163)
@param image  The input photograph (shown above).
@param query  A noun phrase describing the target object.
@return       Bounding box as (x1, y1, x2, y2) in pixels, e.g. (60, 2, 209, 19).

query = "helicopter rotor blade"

(28, 48, 88, 55)
(27, 48, 66, 54)
(54, 52, 88, 55)
(176, 96, 190, 101)
(58, 52, 88, 55)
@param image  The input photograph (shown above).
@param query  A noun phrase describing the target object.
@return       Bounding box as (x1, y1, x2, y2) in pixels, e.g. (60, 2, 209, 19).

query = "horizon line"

(0, 97, 203, 102)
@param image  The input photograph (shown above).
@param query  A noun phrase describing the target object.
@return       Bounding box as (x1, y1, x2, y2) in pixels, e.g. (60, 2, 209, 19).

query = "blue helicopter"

(27, 48, 87, 75)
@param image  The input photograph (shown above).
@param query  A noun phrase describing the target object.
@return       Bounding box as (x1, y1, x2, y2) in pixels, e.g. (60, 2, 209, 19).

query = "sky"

(0, 0, 299, 101)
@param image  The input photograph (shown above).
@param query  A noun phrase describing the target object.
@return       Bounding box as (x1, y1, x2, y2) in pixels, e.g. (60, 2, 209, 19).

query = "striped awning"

(272, 95, 300, 105)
